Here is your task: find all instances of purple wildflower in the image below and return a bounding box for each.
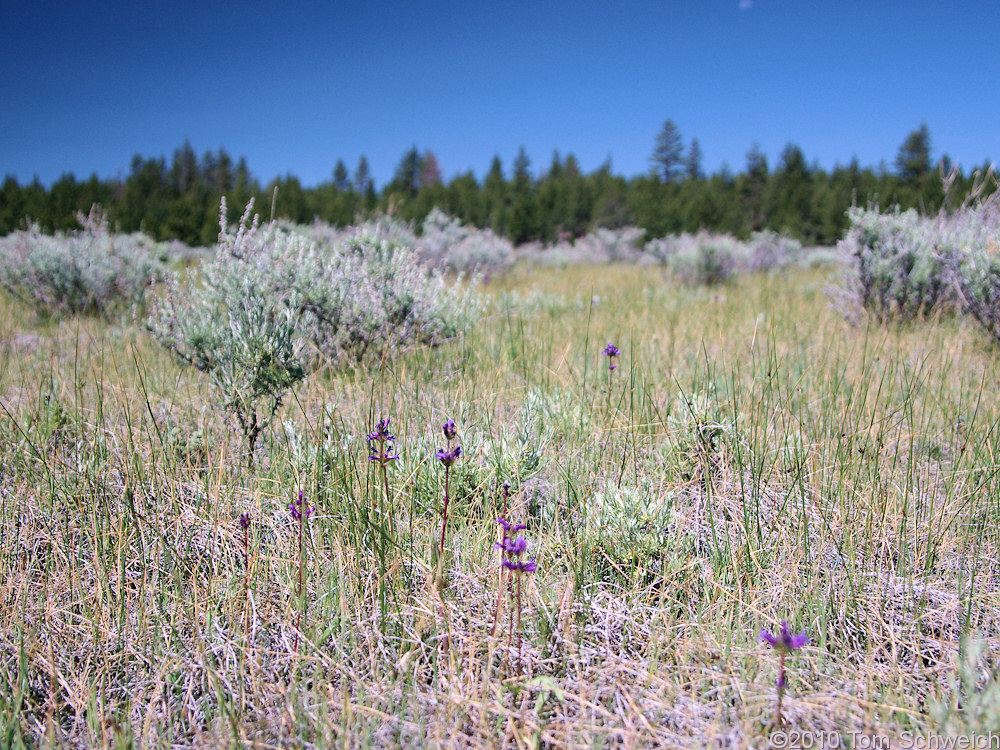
[436,420,462,559]
[289,490,313,522]
[760,621,809,653]
[496,517,527,534]
[367,418,400,466]
[367,418,394,444]
[602,343,621,370]
[494,535,528,556]
[503,558,538,573]
[760,619,808,728]
[238,512,251,530]
[436,445,462,467]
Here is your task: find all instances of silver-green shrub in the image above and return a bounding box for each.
[147,201,308,456]
[518,226,646,267]
[147,201,481,453]
[293,228,481,364]
[646,231,746,285]
[952,198,1000,343]
[0,207,164,318]
[746,230,804,272]
[837,206,959,321]
[417,208,514,274]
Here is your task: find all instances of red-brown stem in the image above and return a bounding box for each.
[294,511,305,653]
[490,486,512,638]
[243,526,251,643]
[381,464,392,519]
[516,574,524,671]
[775,651,787,728]
[439,467,450,557]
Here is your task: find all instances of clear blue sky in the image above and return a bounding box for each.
[2,1,996,189]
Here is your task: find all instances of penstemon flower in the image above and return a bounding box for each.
[436,419,461,558]
[494,516,537,673]
[367,418,400,467]
[602,343,621,370]
[288,490,313,521]
[760,620,809,728]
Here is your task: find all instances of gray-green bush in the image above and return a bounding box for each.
[0,206,165,318]
[147,200,481,454]
[836,206,958,321]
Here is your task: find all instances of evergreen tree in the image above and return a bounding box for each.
[354,155,373,195]
[686,138,704,180]
[444,170,484,225]
[895,123,932,185]
[650,119,685,182]
[332,160,350,192]
[388,146,421,198]
[419,150,442,189]
[507,146,538,243]
[483,155,507,234]
[766,143,813,239]
[741,144,769,232]
[169,140,199,194]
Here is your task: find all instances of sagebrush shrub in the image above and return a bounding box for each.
[519,226,646,267]
[147,201,308,457]
[746,230,804,272]
[147,200,481,455]
[837,206,958,321]
[951,198,1000,343]
[292,228,481,365]
[417,208,514,274]
[0,206,165,318]
[646,231,745,285]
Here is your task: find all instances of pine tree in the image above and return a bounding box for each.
[650,119,685,182]
[354,155,373,197]
[895,123,932,185]
[686,138,704,180]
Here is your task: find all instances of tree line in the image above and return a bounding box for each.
[1,123,992,247]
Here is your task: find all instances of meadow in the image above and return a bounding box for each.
[1,207,999,748]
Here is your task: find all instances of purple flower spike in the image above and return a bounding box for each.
[367,417,395,444]
[494,535,528,555]
[503,558,538,574]
[368,418,400,466]
[602,343,621,370]
[238,512,251,530]
[760,621,809,653]
[289,491,313,522]
[442,419,457,442]
[436,445,462,467]
[496,517,527,533]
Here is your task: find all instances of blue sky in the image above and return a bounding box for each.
[2,1,996,189]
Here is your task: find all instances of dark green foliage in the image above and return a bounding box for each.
[2,124,982,247]
[650,119,686,183]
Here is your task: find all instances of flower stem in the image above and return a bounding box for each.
[294,510,305,653]
[439,466,450,557]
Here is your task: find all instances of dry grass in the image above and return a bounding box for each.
[2,263,999,748]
